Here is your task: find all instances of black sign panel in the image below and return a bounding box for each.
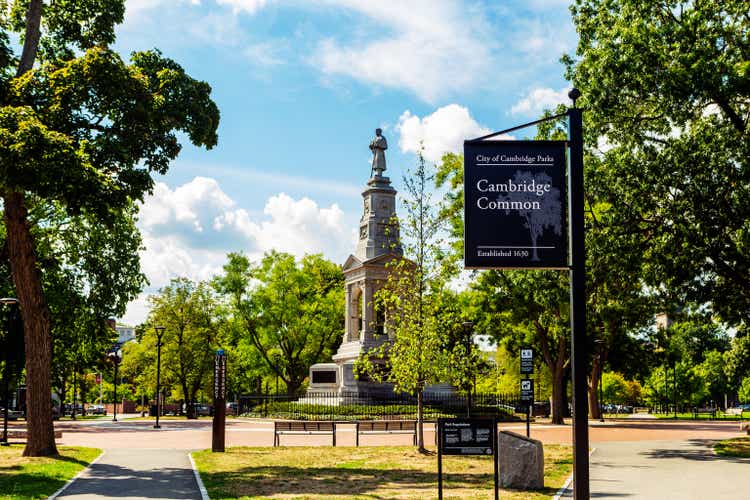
[464,140,567,269]
[520,347,534,375]
[439,418,495,455]
[214,349,226,400]
[520,379,534,404]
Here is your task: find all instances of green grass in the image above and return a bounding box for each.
[0,445,101,500]
[193,445,572,499]
[714,437,750,458]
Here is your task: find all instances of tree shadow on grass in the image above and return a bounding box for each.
[206,465,561,498]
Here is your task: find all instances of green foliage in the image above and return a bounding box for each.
[565,0,750,326]
[739,377,750,403]
[601,372,641,405]
[643,362,709,407]
[214,251,344,396]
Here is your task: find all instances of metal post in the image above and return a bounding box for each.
[1,368,9,446]
[526,404,531,438]
[599,356,604,422]
[568,90,590,499]
[437,420,443,500]
[112,357,119,422]
[493,419,499,500]
[154,326,165,429]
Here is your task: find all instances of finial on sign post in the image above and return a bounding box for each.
[568,88,581,108]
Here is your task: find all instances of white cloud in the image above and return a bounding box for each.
[511,87,571,116]
[124,177,355,325]
[311,0,494,102]
[396,104,513,163]
[215,0,272,14]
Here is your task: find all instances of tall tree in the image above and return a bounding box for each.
[146,279,221,419]
[215,252,344,396]
[0,1,219,455]
[357,152,451,451]
[564,0,750,329]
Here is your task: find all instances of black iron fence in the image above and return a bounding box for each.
[237,391,533,421]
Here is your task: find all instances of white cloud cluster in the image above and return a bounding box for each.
[312,0,494,102]
[124,177,354,324]
[511,87,571,116]
[397,104,512,163]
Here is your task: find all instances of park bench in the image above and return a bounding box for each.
[692,407,716,419]
[354,420,417,446]
[5,430,63,440]
[273,420,337,447]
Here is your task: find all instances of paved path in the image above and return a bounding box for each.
[562,439,750,499]
[55,449,202,500]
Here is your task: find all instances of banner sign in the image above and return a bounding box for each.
[463,140,567,269]
[520,347,534,375]
[439,418,495,455]
[520,379,534,404]
[214,349,226,400]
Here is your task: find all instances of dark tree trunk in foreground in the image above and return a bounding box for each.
[4,192,57,456]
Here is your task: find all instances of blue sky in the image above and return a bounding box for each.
[116,0,578,325]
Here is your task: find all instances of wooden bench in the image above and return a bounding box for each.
[273,421,337,447]
[355,420,417,446]
[692,407,716,419]
[5,430,63,440]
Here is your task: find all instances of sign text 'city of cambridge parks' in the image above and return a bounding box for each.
[464,140,567,269]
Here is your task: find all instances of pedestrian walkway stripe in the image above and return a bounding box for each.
[189,452,210,500]
[48,450,106,500]
[552,447,596,500]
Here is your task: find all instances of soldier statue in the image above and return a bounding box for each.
[369,128,387,177]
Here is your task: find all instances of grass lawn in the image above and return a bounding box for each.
[714,437,750,458]
[0,444,101,500]
[193,445,572,499]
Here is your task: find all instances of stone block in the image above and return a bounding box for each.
[497,430,544,490]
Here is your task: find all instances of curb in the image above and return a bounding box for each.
[189,452,210,500]
[48,450,106,500]
[552,447,596,500]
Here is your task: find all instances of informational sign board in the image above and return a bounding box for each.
[437,417,499,500]
[464,140,567,269]
[438,418,495,455]
[214,349,226,400]
[520,379,534,404]
[520,347,534,375]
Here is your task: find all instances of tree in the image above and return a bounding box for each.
[357,152,450,451]
[146,279,221,419]
[215,252,344,396]
[739,377,750,403]
[1,1,219,455]
[564,0,750,329]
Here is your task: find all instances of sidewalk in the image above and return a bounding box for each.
[54,449,202,500]
[562,439,750,499]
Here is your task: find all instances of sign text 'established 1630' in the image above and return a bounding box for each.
[464,140,567,269]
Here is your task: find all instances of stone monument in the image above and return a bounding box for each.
[307,130,402,396]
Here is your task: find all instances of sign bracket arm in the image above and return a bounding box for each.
[467,111,570,142]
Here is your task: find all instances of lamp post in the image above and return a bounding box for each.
[594,339,604,422]
[1,298,19,447]
[462,321,474,417]
[107,348,122,422]
[153,325,165,429]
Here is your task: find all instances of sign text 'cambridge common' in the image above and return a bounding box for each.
[464,140,567,269]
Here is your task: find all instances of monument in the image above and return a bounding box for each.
[308,129,402,396]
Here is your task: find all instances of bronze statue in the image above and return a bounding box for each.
[369,128,387,177]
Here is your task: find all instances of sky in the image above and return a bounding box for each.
[116,0,579,326]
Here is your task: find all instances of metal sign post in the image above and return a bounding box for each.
[463,89,589,499]
[212,349,227,452]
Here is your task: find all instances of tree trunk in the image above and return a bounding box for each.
[4,192,57,456]
[416,387,425,452]
[550,364,566,424]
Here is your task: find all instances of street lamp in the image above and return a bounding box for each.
[594,339,604,422]
[1,298,19,447]
[107,348,122,422]
[462,321,474,417]
[153,325,165,429]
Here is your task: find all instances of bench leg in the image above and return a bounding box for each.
[274,433,278,447]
